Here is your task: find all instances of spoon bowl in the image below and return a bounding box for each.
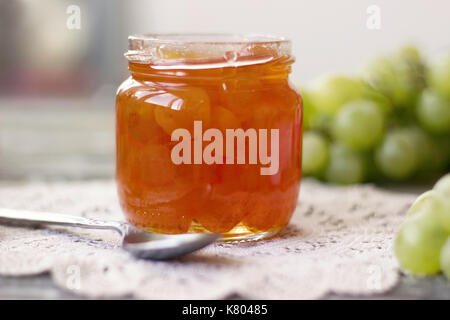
[122,225,221,259]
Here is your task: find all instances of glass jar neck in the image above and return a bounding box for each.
[128,55,294,84]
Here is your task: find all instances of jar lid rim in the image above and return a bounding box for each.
[128,33,291,45]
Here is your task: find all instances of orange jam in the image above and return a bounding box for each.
[116,34,302,240]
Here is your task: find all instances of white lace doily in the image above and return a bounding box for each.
[0,179,416,299]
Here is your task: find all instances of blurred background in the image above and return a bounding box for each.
[0,0,449,180]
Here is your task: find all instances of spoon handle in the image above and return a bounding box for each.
[0,208,125,235]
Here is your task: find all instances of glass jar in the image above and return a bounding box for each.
[116,34,302,241]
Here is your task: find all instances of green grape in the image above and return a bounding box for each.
[397,46,422,65]
[407,189,450,232]
[362,83,393,115]
[297,88,317,130]
[310,113,334,134]
[297,86,334,133]
[309,75,364,115]
[302,131,329,176]
[406,126,448,173]
[333,100,385,151]
[394,210,449,275]
[363,57,405,107]
[363,46,426,108]
[417,89,450,134]
[434,173,450,202]
[440,238,450,280]
[407,191,434,217]
[324,143,365,184]
[375,128,420,180]
[394,46,426,93]
[427,53,450,99]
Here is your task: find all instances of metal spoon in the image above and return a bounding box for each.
[0,208,220,260]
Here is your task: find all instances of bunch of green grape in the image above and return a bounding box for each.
[395,174,450,277]
[299,46,450,185]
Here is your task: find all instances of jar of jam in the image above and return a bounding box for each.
[116,34,302,241]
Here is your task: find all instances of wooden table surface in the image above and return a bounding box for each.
[1,273,449,299]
